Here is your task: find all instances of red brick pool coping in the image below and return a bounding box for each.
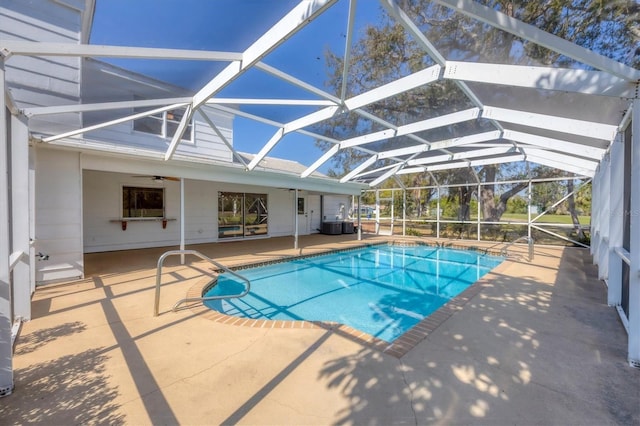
[186,242,513,359]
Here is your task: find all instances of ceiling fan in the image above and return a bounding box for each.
[132,175,181,182]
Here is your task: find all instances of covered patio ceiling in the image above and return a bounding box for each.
[2,0,638,186]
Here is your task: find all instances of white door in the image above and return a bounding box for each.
[308,195,321,233]
[297,196,309,235]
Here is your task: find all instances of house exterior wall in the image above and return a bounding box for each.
[0,0,83,134]
[81,60,234,163]
[323,195,352,222]
[82,170,297,253]
[35,148,84,283]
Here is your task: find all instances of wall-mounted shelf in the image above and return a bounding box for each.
[110,218,176,231]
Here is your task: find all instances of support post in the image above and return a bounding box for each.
[628,99,640,366]
[375,189,380,235]
[608,132,624,305]
[180,178,185,265]
[402,188,406,237]
[477,183,481,241]
[294,189,299,250]
[0,59,14,397]
[436,186,441,238]
[29,146,35,294]
[528,179,532,240]
[11,114,30,320]
[357,194,362,241]
[390,189,394,236]
[597,159,611,278]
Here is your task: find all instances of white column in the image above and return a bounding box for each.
[527,179,532,240]
[477,183,481,241]
[29,146,36,294]
[0,60,14,397]
[375,189,380,235]
[390,190,394,235]
[597,155,611,279]
[608,137,624,306]
[628,99,640,366]
[180,178,185,265]
[436,186,441,238]
[590,164,600,257]
[10,115,30,320]
[294,189,298,249]
[402,189,406,236]
[357,194,362,241]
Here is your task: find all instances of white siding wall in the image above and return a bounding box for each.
[82,172,296,253]
[323,195,351,222]
[81,60,234,163]
[266,189,294,237]
[35,148,83,283]
[82,110,233,163]
[183,179,218,244]
[83,170,181,252]
[0,0,83,134]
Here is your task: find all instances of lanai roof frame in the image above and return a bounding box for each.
[1,0,635,188]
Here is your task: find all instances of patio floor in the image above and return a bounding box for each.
[1,234,638,425]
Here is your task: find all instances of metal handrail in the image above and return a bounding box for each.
[500,236,535,262]
[153,249,250,316]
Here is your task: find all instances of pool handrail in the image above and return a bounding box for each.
[500,236,534,262]
[153,249,250,316]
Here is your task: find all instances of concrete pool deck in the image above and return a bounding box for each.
[1,234,639,425]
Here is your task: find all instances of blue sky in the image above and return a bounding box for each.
[90,0,386,173]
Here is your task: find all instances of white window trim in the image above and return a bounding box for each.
[133,109,195,145]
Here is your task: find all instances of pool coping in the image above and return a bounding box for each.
[186,240,511,359]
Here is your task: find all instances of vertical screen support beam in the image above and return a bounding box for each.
[357,194,362,241]
[375,189,380,235]
[527,162,532,241]
[628,99,640,367]
[402,188,406,237]
[608,136,624,306]
[0,59,14,397]
[436,186,441,239]
[180,178,185,265]
[294,189,299,250]
[596,157,611,279]
[477,183,481,241]
[29,146,36,294]
[10,114,30,320]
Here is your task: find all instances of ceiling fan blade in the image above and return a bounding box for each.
[130,175,180,181]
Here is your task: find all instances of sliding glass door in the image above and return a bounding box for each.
[218,192,268,239]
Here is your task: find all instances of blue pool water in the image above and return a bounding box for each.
[203,244,503,342]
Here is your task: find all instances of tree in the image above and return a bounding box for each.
[314,0,638,221]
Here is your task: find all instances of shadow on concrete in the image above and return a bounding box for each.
[220,330,334,425]
[5,346,124,424]
[93,276,180,425]
[314,248,640,425]
[15,321,86,355]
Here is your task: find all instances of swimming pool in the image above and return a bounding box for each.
[203,244,503,343]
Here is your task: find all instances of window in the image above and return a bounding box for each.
[218,192,268,238]
[133,106,194,142]
[297,197,305,214]
[122,186,164,218]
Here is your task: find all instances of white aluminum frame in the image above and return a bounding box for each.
[1,0,639,382]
